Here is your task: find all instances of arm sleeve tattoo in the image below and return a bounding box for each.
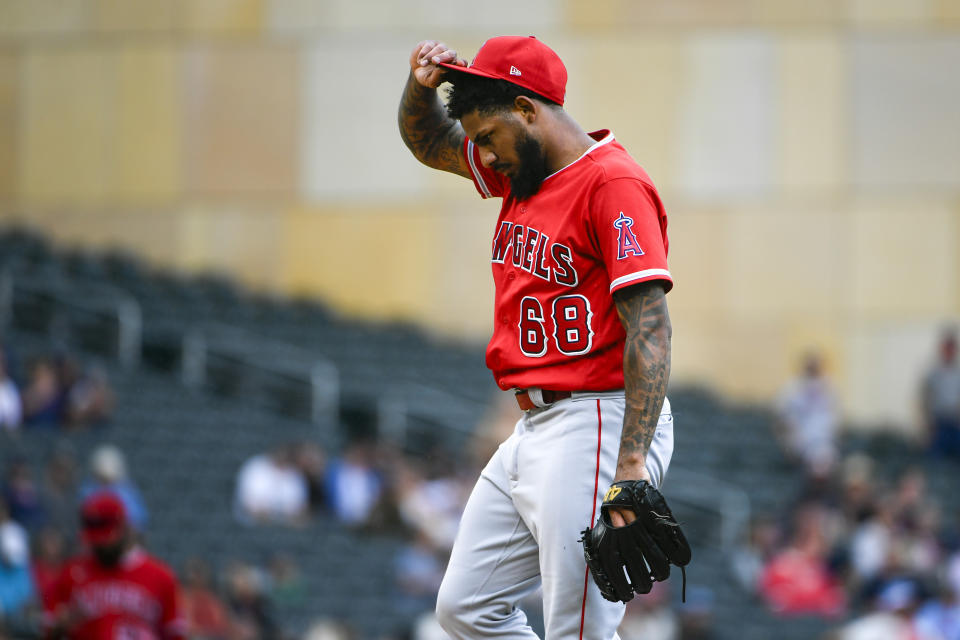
[397,73,471,179]
[613,281,672,471]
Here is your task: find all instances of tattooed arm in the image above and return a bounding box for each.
[608,280,672,526]
[398,40,472,178]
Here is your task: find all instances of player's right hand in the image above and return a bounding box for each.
[409,40,467,89]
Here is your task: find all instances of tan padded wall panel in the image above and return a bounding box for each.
[847,0,933,27]
[0,0,91,38]
[20,48,112,207]
[177,0,264,33]
[0,54,18,203]
[92,0,176,32]
[851,37,960,190]
[113,45,181,204]
[183,45,299,195]
[776,35,845,194]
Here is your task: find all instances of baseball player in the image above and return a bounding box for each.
[44,492,186,640]
[398,36,688,639]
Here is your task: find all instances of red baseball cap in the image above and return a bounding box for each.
[440,36,567,106]
[81,492,127,545]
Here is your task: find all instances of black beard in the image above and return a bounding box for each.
[508,132,549,201]
[93,543,125,567]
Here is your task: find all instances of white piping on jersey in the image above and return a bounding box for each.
[609,268,672,292]
[543,131,616,182]
[467,140,492,198]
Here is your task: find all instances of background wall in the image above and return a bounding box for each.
[1,0,958,429]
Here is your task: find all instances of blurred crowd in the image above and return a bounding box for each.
[3,325,959,639]
[0,344,114,433]
[232,430,484,638]
[0,441,149,636]
[726,328,960,640]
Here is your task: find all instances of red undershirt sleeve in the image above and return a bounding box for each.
[463,138,508,199]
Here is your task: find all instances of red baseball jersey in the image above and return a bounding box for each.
[46,548,186,640]
[465,130,671,391]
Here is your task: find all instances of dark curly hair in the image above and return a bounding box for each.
[444,71,560,120]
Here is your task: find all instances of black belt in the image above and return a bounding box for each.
[515,389,572,411]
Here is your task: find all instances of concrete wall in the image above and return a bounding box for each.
[2,0,958,429]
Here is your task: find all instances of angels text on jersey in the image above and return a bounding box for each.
[492,221,579,287]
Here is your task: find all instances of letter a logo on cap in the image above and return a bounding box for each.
[509,65,522,76]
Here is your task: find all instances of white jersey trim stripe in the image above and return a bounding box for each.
[609,268,672,292]
[467,140,492,198]
[544,132,616,182]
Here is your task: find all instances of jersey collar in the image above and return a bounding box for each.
[121,546,147,569]
[543,130,614,182]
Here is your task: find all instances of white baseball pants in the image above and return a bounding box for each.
[436,392,675,640]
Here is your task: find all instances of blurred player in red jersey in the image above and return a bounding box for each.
[44,492,185,640]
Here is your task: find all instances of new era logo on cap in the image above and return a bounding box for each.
[509,66,522,76]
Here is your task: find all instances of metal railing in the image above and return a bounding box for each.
[664,466,751,551]
[376,382,487,449]
[180,323,340,425]
[1,271,340,426]
[1,270,142,369]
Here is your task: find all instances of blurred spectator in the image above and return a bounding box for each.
[837,578,926,640]
[234,445,309,526]
[394,531,445,617]
[949,549,960,600]
[775,351,840,477]
[30,528,66,612]
[79,444,149,533]
[294,441,327,513]
[848,501,894,587]
[44,492,185,639]
[618,582,679,640]
[21,357,65,427]
[0,351,21,433]
[266,553,306,610]
[0,498,35,628]
[730,515,779,595]
[303,618,356,640]
[2,458,44,530]
[922,327,960,458]
[325,439,383,527]
[181,557,231,640]
[408,611,450,640]
[677,585,717,640]
[847,470,944,603]
[896,507,942,579]
[393,458,468,552]
[468,393,522,473]
[759,504,846,617]
[224,561,277,640]
[63,362,114,428]
[914,582,960,640]
[837,453,877,528]
[892,468,927,531]
[41,447,78,533]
